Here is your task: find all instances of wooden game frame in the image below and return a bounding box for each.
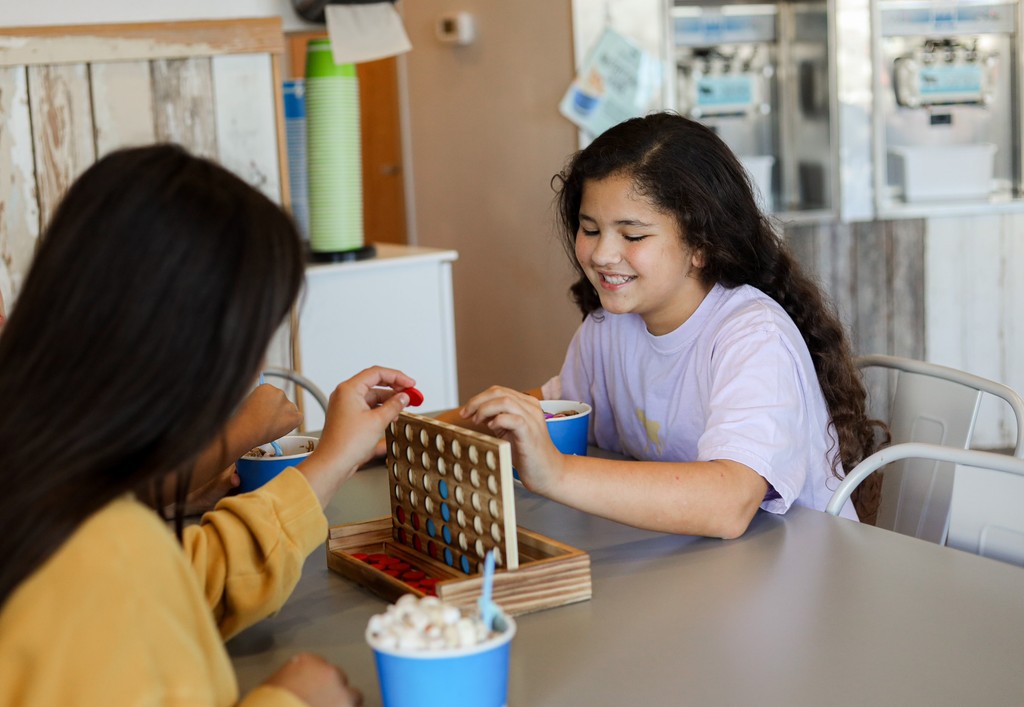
[327,413,592,616]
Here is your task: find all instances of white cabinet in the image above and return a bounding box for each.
[294,244,459,430]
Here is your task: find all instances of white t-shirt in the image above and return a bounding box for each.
[557,283,858,520]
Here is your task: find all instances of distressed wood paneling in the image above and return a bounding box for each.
[0,18,284,67]
[926,214,1023,448]
[785,217,928,427]
[151,57,217,158]
[852,220,891,358]
[211,53,281,203]
[0,65,40,307]
[0,18,288,322]
[89,60,155,156]
[828,222,856,334]
[26,63,96,229]
[888,218,925,361]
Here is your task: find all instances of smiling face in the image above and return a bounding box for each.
[574,173,711,335]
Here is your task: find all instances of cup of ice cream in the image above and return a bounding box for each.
[541,400,591,457]
[366,594,516,707]
[235,435,317,492]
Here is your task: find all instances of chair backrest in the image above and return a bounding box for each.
[827,443,1024,567]
[856,355,1024,544]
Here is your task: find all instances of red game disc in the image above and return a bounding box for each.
[402,387,424,407]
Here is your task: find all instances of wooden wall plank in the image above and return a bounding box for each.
[1001,214,1024,444]
[0,65,40,306]
[0,18,284,67]
[828,222,857,334]
[27,63,96,230]
[924,217,966,366]
[888,218,925,361]
[925,214,1016,448]
[151,57,217,159]
[89,60,156,157]
[211,53,281,203]
[852,221,891,357]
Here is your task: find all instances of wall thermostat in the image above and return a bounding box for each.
[436,12,475,46]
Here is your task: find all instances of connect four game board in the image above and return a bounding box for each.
[326,412,591,617]
[385,412,518,574]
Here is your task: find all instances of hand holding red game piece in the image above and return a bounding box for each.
[402,387,424,407]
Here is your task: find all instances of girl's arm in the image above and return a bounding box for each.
[539,455,767,539]
[460,386,768,539]
[179,384,303,514]
[184,367,416,638]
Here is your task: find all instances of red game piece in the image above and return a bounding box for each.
[366,553,389,565]
[402,569,426,581]
[351,553,369,562]
[402,387,424,407]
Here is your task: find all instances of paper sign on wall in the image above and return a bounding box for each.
[559,28,661,137]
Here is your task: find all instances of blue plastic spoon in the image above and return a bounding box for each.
[478,550,498,630]
[258,373,284,457]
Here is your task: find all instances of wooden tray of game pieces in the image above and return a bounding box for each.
[326,412,592,616]
[327,519,592,616]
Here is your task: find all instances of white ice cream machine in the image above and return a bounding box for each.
[871,0,1021,216]
[668,0,1024,221]
[670,1,834,219]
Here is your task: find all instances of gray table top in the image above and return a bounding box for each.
[228,464,1024,706]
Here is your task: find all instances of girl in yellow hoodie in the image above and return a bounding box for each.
[0,144,417,706]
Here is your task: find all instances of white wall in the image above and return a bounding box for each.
[401,1,581,398]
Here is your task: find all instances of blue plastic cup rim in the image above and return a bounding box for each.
[366,613,516,659]
[540,400,592,423]
[240,435,318,461]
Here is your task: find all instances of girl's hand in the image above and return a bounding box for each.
[234,383,304,449]
[262,652,362,707]
[180,465,239,516]
[460,386,564,495]
[298,366,416,507]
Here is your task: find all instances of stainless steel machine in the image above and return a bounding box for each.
[666,0,1024,222]
[669,0,834,219]
[871,0,1021,216]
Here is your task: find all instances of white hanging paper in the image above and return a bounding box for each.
[325,3,413,64]
[559,27,662,137]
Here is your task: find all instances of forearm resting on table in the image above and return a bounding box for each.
[547,455,768,539]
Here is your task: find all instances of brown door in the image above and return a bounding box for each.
[287,31,407,245]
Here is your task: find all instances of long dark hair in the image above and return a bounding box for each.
[554,112,886,476]
[0,144,304,606]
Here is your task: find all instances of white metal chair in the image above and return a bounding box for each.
[853,355,1024,544]
[827,443,1024,566]
[261,367,329,435]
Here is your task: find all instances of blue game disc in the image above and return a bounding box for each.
[441,503,450,522]
[444,547,454,566]
[426,518,436,537]
[438,479,449,499]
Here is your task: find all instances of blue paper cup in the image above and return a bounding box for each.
[541,400,591,457]
[235,435,317,493]
[367,613,516,707]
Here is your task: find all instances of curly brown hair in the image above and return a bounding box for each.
[554,112,887,476]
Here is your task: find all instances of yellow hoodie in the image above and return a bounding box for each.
[0,467,327,706]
